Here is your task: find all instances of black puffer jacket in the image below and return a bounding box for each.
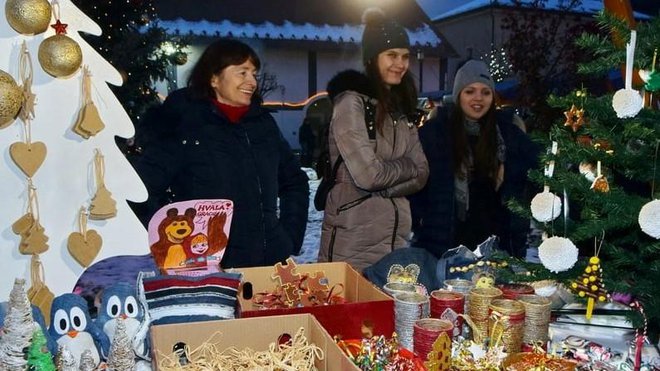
[409,107,539,259]
[133,88,309,268]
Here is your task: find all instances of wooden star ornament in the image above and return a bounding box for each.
[564,104,585,132]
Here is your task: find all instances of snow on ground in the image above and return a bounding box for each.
[293,168,322,264]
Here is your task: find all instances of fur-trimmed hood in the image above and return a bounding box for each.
[326,70,376,102]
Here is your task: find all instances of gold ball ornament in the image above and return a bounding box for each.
[0,69,23,129]
[5,0,52,35]
[38,34,82,78]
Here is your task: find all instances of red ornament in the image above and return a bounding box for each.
[576,135,593,146]
[50,19,68,35]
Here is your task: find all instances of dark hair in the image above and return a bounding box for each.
[364,55,417,132]
[450,94,499,183]
[187,39,261,100]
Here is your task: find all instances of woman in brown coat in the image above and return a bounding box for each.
[317,10,429,272]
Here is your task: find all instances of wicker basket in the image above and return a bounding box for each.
[488,299,525,353]
[467,287,502,341]
[517,294,551,344]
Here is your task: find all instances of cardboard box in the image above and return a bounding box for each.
[236,262,394,340]
[150,313,359,370]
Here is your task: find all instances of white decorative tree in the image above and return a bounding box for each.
[106,318,135,371]
[0,0,149,299]
[78,349,96,371]
[0,279,34,370]
[56,345,78,371]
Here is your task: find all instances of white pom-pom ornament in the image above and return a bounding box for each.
[612,89,643,118]
[639,199,660,239]
[531,187,562,222]
[612,30,643,119]
[538,236,579,273]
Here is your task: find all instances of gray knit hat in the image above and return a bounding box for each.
[361,9,410,65]
[452,60,495,103]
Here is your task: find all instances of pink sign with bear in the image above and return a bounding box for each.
[147,199,233,276]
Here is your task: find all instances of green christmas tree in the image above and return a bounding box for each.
[505,11,660,338]
[71,0,189,158]
[72,0,188,123]
[27,328,55,371]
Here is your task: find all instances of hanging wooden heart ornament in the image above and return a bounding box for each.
[9,141,47,177]
[67,231,102,267]
[67,207,102,267]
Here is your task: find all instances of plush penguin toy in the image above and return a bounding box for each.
[97,282,150,360]
[48,293,110,367]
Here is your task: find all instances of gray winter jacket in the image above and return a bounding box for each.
[318,88,429,272]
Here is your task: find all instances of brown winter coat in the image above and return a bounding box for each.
[318,90,429,272]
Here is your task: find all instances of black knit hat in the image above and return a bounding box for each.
[361,8,410,65]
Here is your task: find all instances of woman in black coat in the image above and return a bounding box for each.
[409,60,539,259]
[133,39,309,268]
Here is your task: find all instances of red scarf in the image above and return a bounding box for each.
[211,99,250,123]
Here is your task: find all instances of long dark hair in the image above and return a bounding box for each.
[187,39,261,100]
[450,96,499,182]
[364,56,417,132]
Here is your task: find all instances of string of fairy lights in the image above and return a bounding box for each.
[482,46,512,83]
[73,0,188,124]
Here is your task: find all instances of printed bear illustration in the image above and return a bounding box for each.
[150,207,196,270]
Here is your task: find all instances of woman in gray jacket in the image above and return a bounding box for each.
[317,10,429,272]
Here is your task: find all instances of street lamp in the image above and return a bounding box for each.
[416,49,424,93]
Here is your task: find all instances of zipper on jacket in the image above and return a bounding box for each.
[391,114,397,157]
[388,114,400,251]
[389,198,399,251]
[242,128,268,255]
[337,194,371,213]
[328,227,337,262]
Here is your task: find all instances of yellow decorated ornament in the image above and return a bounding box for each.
[570,254,608,319]
[5,0,52,35]
[0,69,23,129]
[474,272,495,289]
[38,20,82,78]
